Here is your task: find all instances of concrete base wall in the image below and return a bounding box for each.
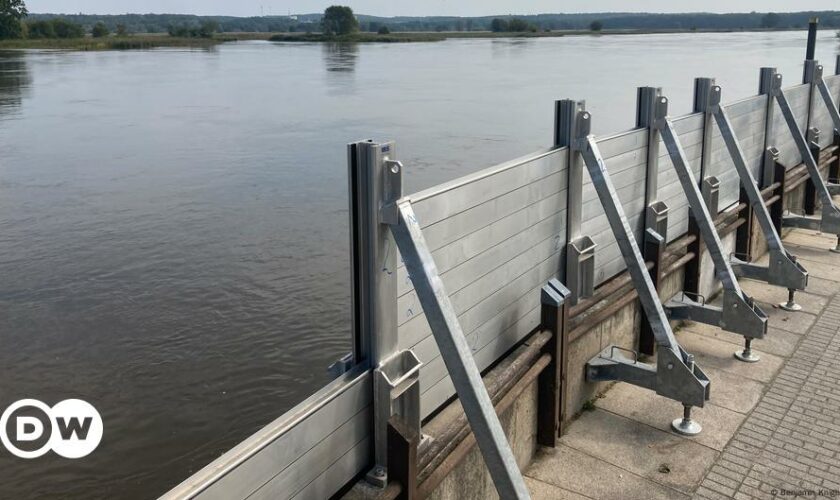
[427,382,538,500]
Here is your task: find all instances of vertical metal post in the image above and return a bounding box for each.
[805,17,818,63]
[683,78,715,296]
[537,279,571,446]
[735,183,754,260]
[805,134,821,215]
[348,140,402,486]
[833,59,840,184]
[759,67,779,188]
[770,151,786,235]
[637,86,667,356]
[803,59,820,140]
[557,100,595,304]
[387,417,418,500]
[832,131,840,185]
[695,78,717,191]
[347,141,399,367]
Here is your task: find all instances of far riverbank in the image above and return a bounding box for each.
[0,26,824,51]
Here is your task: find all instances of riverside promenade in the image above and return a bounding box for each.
[524,227,840,500]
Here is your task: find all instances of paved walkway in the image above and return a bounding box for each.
[524,228,840,500]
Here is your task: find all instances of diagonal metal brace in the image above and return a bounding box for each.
[771,69,840,236]
[388,200,531,500]
[705,84,808,292]
[573,108,709,412]
[654,94,768,340]
[814,67,840,198]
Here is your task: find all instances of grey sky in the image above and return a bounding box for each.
[24,1,840,18]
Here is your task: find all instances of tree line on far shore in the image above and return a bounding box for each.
[2,0,840,41]
[0,0,221,40]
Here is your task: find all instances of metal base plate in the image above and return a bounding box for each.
[830,247,840,254]
[671,417,702,436]
[779,301,802,312]
[734,350,760,363]
[365,467,387,488]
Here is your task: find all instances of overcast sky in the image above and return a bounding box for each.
[24,1,840,17]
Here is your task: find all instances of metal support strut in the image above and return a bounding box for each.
[572,103,710,434]
[771,67,840,251]
[654,94,769,359]
[810,63,840,253]
[382,168,530,497]
[705,84,809,314]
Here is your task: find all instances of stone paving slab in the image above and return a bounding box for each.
[686,322,802,358]
[553,409,718,494]
[526,444,689,500]
[739,280,829,316]
[524,477,589,500]
[595,382,745,451]
[676,330,784,384]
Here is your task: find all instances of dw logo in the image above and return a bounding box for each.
[0,399,103,459]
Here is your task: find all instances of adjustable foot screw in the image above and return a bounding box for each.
[671,405,702,436]
[831,235,840,254]
[734,338,760,363]
[779,288,802,312]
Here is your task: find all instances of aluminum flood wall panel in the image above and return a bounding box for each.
[706,94,768,211]
[398,147,569,418]
[812,74,840,147]
[160,367,372,500]
[581,128,648,287]
[655,113,705,242]
[772,83,811,167]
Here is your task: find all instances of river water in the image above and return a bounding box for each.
[0,31,837,499]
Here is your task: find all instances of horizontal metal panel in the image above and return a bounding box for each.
[653,117,704,243]
[161,367,372,500]
[400,235,563,354]
[595,128,647,159]
[409,147,566,226]
[420,303,541,418]
[725,94,767,119]
[416,169,567,255]
[288,437,371,500]
[705,99,767,210]
[396,212,565,328]
[250,409,370,499]
[415,250,561,415]
[396,189,568,297]
[771,84,811,168]
[811,75,840,148]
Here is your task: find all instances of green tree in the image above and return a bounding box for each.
[377,25,390,35]
[508,18,533,32]
[91,21,109,38]
[25,19,54,38]
[115,23,127,36]
[490,18,508,32]
[321,6,358,36]
[51,18,84,38]
[590,20,604,32]
[197,19,218,37]
[0,0,27,40]
[761,12,780,29]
